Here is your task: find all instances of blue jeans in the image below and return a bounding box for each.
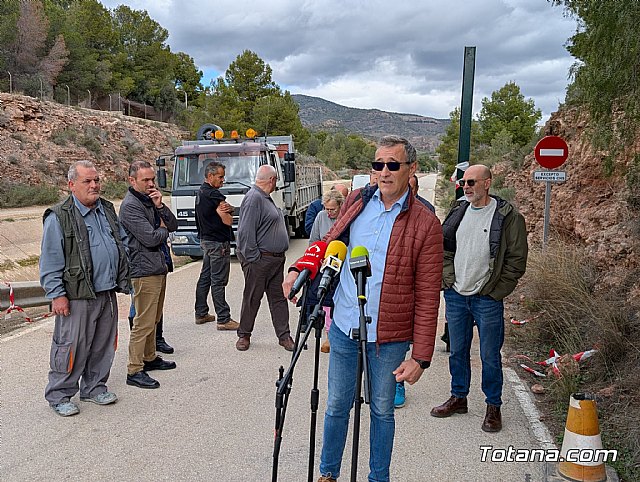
[194,240,231,323]
[444,289,505,406]
[319,325,409,482]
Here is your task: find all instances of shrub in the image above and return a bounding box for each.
[101,180,129,200]
[510,239,640,480]
[51,127,78,146]
[0,181,61,208]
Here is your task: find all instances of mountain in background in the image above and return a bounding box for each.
[292,94,449,152]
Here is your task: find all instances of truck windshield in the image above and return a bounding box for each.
[174,152,265,188]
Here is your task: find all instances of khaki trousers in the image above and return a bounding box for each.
[128,275,166,375]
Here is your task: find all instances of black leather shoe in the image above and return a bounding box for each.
[144,356,176,371]
[156,338,174,354]
[126,371,160,389]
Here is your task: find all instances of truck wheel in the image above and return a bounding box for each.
[293,222,308,239]
[196,123,222,140]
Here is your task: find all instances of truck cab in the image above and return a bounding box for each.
[157,126,321,257]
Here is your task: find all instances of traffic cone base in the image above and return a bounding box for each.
[557,394,607,482]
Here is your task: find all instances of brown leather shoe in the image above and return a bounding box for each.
[317,476,337,482]
[279,336,295,352]
[216,319,239,331]
[481,404,502,432]
[195,313,216,325]
[430,396,468,418]
[320,338,330,353]
[236,336,250,351]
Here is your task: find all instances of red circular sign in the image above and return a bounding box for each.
[534,136,569,169]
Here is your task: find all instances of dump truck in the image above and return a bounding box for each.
[156,124,323,257]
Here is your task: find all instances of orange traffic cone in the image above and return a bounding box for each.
[557,393,607,482]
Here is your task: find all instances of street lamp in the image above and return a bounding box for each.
[7,71,11,94]
[64,84,70,106]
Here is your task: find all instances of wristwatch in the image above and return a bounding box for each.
[413,359,430,369]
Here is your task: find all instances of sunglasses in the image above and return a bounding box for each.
[371,161,411,172]
[458,178,487,187]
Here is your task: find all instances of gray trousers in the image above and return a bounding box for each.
[45,290,118,405]
[237,253,290,340]
[194,240,231,322]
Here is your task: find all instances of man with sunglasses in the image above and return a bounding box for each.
[431,164,528,433]
[283,136,443,482]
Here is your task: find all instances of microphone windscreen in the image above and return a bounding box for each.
[351,246,369,259]
[308,240,328,259]
[325,240,348,262]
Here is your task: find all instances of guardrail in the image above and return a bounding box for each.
[0,281,49,311]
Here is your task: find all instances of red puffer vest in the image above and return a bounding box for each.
[324,185,443,362]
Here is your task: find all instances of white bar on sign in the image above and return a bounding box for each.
[540,148,565,157]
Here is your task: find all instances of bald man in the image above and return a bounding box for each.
[235,165,294,352]
[431,164,528,432]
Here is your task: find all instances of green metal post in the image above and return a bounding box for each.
[455,46,476,199]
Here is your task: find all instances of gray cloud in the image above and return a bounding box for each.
[99,0,577,120]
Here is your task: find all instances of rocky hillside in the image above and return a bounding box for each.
[497,106,640,297]
[293,94,449,152]
[0,92,189,189]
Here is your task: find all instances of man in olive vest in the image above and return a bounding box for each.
[40,160,130,417]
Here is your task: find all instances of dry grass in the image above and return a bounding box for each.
[507,240,640,481]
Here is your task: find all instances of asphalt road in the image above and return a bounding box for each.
[0,175,554,481]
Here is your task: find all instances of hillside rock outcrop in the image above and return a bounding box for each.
[500,107,640,290]
[0,93,189,188]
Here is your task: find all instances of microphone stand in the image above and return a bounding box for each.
[272,280,331,482]
[350,271,371,482]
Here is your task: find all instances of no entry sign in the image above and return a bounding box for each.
[534,136,568,169]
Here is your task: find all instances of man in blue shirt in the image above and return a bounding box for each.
[40,161,130,416]
[284,137,443,482]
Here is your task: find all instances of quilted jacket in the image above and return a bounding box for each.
[323,185,443,362]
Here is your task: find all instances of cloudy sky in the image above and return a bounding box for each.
[99,0,578,122]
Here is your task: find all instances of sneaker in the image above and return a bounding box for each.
[216,319,240,331]
[80,391,118,405]
[394,382,406,409]
[51,401,80,417]
[195,313,216,325]
[144,356,177,371]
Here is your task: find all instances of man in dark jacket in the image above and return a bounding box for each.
[119,161,178,389]
[194,161,238,329]
[284,136,443,482]
[430,164,528,432]
[40,161,130,416]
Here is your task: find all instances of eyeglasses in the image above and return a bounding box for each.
[371,161,411,172]
[458,178,487,187]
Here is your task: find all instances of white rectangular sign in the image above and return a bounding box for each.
[533,170,566,182]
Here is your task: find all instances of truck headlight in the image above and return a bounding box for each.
[171,235,189,244]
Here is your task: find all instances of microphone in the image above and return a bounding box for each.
[288,241,327,300]
[316,240,348,299]
[349,246,371,301]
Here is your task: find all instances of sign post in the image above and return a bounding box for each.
[534,136,569,247]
